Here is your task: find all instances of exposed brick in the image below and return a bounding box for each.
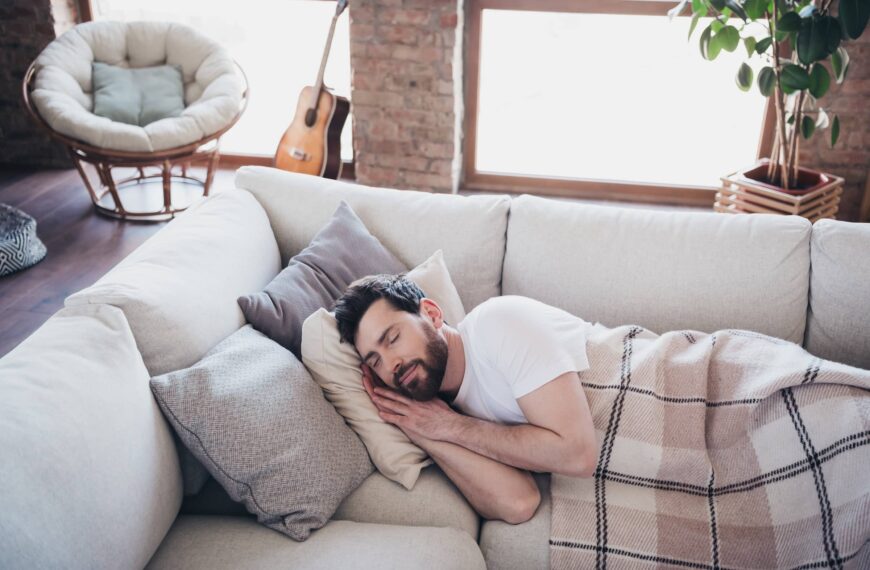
[380,9,431,27]
[440,13,458,29]
[0,0,77,168]
[350,0,459,191]
[391,45,442,63]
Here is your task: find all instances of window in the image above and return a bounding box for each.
[88,0,353,162]
[465,0,775,205]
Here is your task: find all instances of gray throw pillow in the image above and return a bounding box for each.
[238,201,407,357]
[149,325,373,541]
[92,62,185,126]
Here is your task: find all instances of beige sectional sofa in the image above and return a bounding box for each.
[1,166,868,569]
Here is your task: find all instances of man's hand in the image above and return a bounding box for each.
[360,363,457,441]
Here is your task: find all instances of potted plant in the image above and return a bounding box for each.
[671,0,868,218]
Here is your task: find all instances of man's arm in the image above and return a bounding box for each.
[361,368,540,524]
[373,372,598,477]
[408,431,541,525]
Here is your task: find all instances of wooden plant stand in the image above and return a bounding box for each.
[715,165,844,223]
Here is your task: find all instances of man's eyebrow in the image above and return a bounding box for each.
[363,325,395,364]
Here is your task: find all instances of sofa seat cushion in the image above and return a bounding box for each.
[145,515,485,570]
[65,189,281,376]
[180,465,480,539]
[333,465,480,539]
[805,219,870,369]
[234,166,510,311]
[503,195,812,342]
[479,473,551,570]
[0,304,182,570]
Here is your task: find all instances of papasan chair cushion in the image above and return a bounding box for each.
[29,20,245,153]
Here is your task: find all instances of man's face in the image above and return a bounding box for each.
[355,298,448,401]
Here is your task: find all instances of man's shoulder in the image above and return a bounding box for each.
[470,295,543,318]
[463,295,553,337]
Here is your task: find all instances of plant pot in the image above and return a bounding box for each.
[715,159,844,222]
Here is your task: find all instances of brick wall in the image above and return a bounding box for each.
[797,4,870,222]
[348,0,462,193]
[0,0,78,168]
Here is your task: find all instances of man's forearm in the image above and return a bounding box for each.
[412,434,540,524]
[444,414,593,476]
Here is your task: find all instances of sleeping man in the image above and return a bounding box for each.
[333,274,598,524]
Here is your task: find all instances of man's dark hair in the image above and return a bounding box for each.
[333,274,425,345]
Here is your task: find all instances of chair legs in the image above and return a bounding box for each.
[66,143,221,222]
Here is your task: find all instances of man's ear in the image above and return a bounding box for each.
[419,298,444,328]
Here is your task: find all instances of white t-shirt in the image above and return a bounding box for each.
[451,295,592,425]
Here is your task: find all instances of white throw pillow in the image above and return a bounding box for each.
[301,250,466,490]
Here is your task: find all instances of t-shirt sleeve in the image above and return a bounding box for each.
[477,298,588,399]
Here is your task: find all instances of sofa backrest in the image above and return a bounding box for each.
[805,219,870,369]
[65,189,281,376]
[502,194,812,343]
[0,304,182,569]
[234,167,510,312]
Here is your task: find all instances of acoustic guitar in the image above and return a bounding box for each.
[275,0,350,179]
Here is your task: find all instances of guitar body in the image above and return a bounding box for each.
[274,86,350,179]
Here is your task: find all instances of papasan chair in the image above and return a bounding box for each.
[23,20,248,221]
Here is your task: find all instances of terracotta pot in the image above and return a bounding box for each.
[735,159,830,195]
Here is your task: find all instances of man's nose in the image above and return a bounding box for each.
[390,357,403,380]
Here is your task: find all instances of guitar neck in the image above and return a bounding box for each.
[310,13,340,107]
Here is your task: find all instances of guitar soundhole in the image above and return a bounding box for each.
[305,108,317,127]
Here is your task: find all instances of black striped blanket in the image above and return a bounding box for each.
[550,324,870,569]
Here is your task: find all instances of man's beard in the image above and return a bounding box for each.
[393,323,448,401]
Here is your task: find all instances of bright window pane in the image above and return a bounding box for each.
[92,0,353,160]
[476,10,768,187]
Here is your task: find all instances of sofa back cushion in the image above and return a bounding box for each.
[0,304,182,569]
[503,195,812,342]
[65,189,281,376]
[805,219,870,369]
[234,166,510,311]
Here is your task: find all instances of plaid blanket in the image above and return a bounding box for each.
[550,324,870,570]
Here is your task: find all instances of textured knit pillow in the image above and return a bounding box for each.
[92,62,185,126]
[149,325,373,541]
[301,250,466,490]
[239,201,407,358]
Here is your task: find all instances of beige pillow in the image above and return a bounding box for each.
[301,250,466,489]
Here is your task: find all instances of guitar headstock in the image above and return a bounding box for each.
[336,0,348,16]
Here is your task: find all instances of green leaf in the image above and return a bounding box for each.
[745,0,767,20]
[725,0,749,22]
[778,12,802,32]
[839,0,870,39]
[700,24,714,59]
[692,0,704,12]
[744,36,757,56]
[736,62,754,91]
[755,36,773,54]
[716,25,741,52]
[830,114,840,147]
[781,63,811,94]
[808,64,831,98]
[689,11,705,39]
[826,16,842,52]
[815,107,830,129]
[831,46,850,83]
[758,66,776,96]
[710,0,727,11]
[801,115,815,139]
[712,19,725,33]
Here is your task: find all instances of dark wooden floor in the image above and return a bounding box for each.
[0,167,235,357]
